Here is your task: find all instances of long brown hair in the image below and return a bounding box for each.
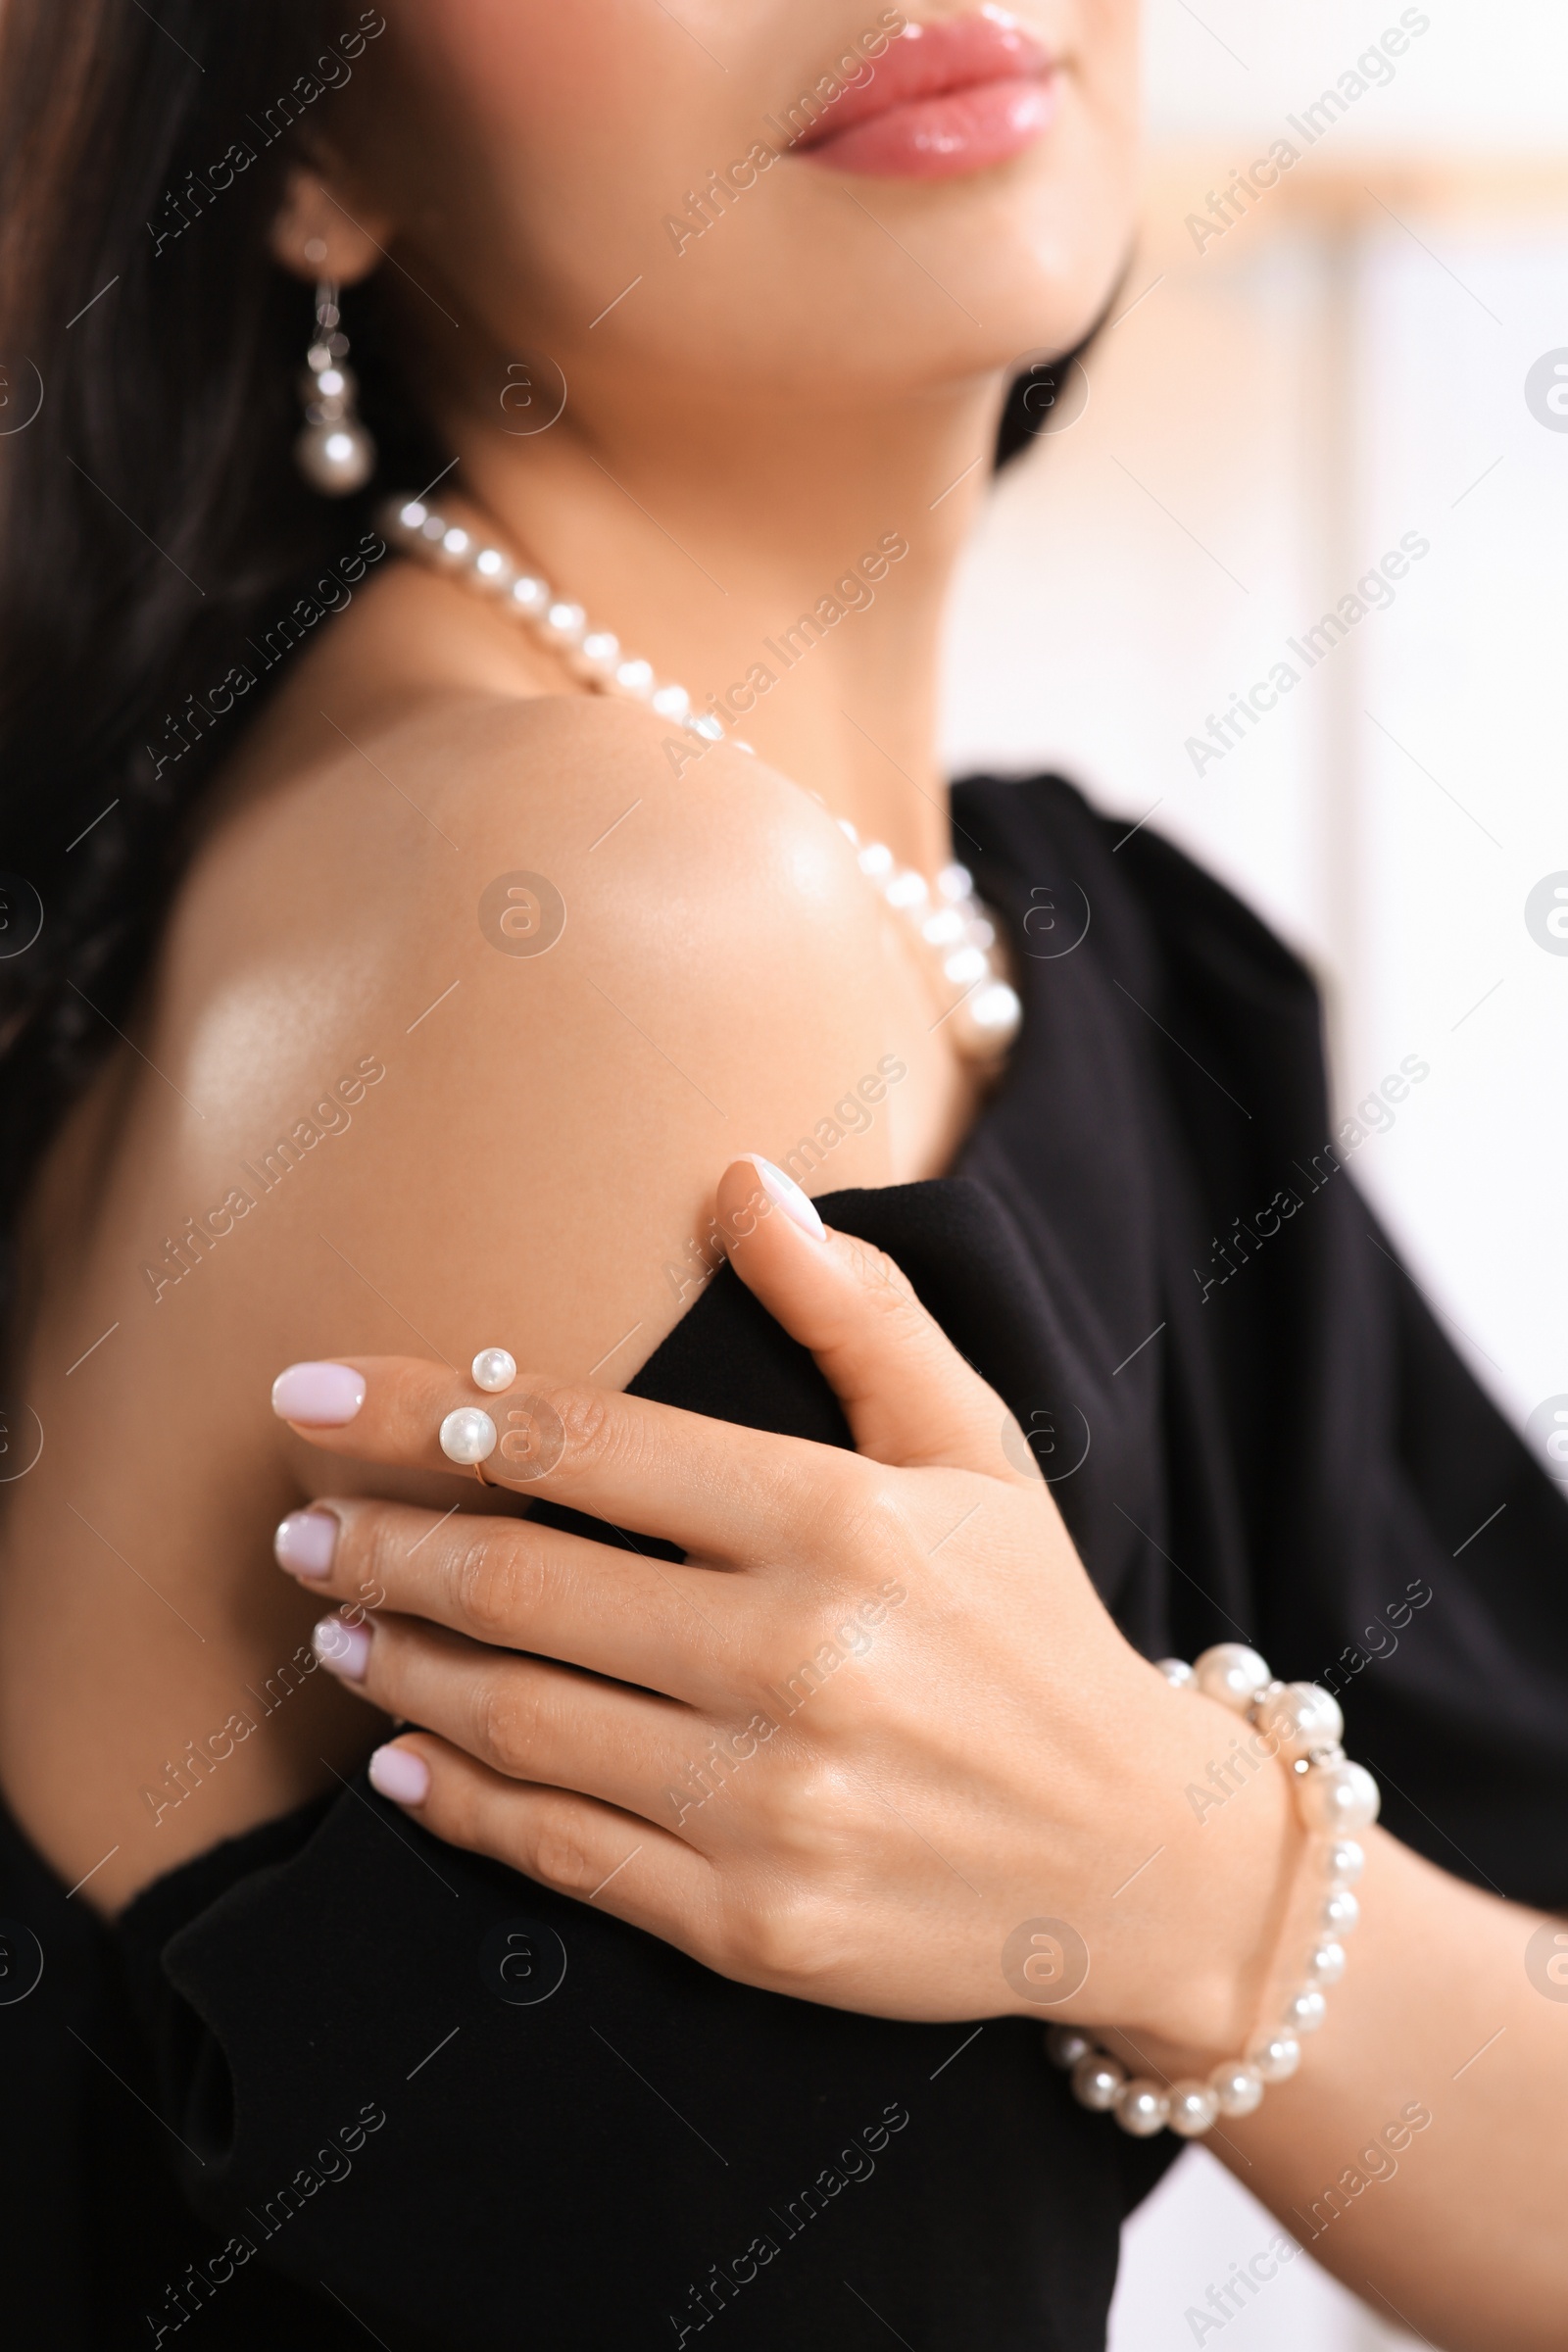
[0,1,441,1296]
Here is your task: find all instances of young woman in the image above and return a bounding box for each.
[0,5,1563,2346]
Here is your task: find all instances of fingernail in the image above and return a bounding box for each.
[271,1362,367,1426]
[313,1615,370,1681]
[274,1509,339,1577]
[369,1743,430,1805]
[752,1156,826,1241]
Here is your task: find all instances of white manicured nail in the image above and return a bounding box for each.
[752,1156,826,1242]
[314,1616,370,1681]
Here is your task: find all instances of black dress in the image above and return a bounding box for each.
[5,776,1565,2351]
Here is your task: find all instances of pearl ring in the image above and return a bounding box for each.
[438,1348,517,1485]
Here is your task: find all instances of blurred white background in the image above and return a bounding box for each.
[942,1,1568,2343]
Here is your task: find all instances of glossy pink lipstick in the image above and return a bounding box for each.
[795,8,1055,181]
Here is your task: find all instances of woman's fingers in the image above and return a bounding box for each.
[316,1607,705,1831]
[276,1496,743,1703]
[272,1355,858,1561]
[369,1733,718,1946]
[716,1155,1032,1479]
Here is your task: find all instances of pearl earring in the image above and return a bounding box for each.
[294,279,375,496]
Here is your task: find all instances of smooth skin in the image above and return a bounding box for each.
[0,4,1561,2348]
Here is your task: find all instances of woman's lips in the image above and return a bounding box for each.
[794,10,1057,181]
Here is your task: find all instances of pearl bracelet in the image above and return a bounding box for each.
[1044,1642,1380,2139]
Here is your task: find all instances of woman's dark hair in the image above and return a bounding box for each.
[0,0,1075,1304]
[995,345,1096,468]
[0,0,441,1302]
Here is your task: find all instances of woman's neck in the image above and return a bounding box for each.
[446,371,1008,875]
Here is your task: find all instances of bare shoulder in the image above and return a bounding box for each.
[177,685,872,1029]
[115,689,941,1399]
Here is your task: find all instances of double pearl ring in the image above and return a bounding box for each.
[439,1348,517,1485]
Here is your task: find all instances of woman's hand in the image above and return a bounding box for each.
[271,1156,1295,2046]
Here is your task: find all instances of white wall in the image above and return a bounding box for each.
[1144,0,1568,151]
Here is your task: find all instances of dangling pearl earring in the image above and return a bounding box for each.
[294,279,375,496]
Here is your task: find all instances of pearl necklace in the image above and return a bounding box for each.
[380,494,1022,1065]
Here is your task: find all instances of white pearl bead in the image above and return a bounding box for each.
[439,1406,497,1466]
[937,861,973,902]
[1070,2053,1124,2111]
[440,526,471,560]
[294,417,375,496]
[1166,2081,1220,2137]
[1249,2033,1300,2082]
[858,842,895,882]
[966,982,1023,1043]
[1194,1643,1273,1711]
[473,548,514,591]
[1114,2080,1171,2136]
[943,945,989,988]
[885,868,929,911]
[1324,1838,1365,1886]
[1306,1939,1347,1985]
[1252,1680,1345,1760]
[543,601,586,646]
[397,500,428,529]
[1297,1758,1380,1835]
[1156,1658,1197,1688]
[921,906,966,948]
[511,575,551,616]
[1208,2061,1265,2117]
[575,628,619,677]
[1321,1887,1360,1937]
[1044,2026,1093,2071]
[614,656,655,697]
[470,1348,516,1395]
[1282,1986,1327,2034]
